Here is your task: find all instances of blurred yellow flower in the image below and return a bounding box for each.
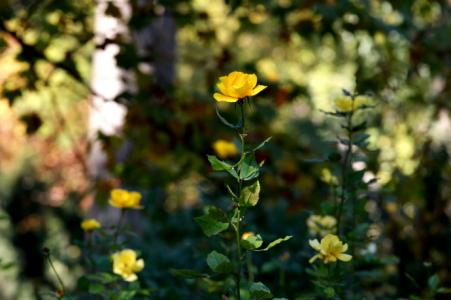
[334,95,372,113]
[307,214,337,236]
[213,71,267,102]
[109,189,143,209]
[309,234,352,264]
[241,232,255,240]
[81,219,101,231]
[112,249,145,282]
[213,139,238,159]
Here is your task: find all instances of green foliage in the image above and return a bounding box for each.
[240,180,260,207]
[1,0,451,299]
[254,236,293,252]
[241,234,263,250]
[249,282,273,299]
[206,251,233,274]
[194,206,229,237]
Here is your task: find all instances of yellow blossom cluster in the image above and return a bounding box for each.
[307,214,337,236]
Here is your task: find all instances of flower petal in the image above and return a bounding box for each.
[309,254,320,264]
[217,83,227,94]
[250,85,267,96]
[337,253,352,262]
[213,93,239,102]
[247,74,257,89]
[309,239,321,251]
[134,259,145,272]
[342,243,348,252]
[124,273,138,282]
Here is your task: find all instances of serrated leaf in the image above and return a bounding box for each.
[249,282,273,299]
[241,234,263,250]
[170,268,209,279]
[255,236,292,252]
[206,251,233,274]
[207,155,239,178]
[194,207,229,237]
[239,153,259,181]
[253,137,272,152]
[240,180,260,207]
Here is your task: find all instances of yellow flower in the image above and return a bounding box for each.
[241,232,255,240]
[334,95,372,113]
[81,218,101,231]
[307,215,337,236]
[213,71,267,102]
[213,139,239,159]
[309,234,352,264]
[109,189,143,209]
[112,249,145,282]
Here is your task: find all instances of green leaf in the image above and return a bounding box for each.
[0,212,8,221]
[351,121,367,132]
[249,282,273,299]
[241,234,263,250]
[206,251,233,274]
[240,180,260,207]
[170,268,209,279]
[324,287,336,298]
[239,153,259,181]
[428,274,440,291]
[117,290,137,300]
[353,133,370,146]
[194,206,229,237]
[253,137,272,152]
[86,272,118,284]
[207,155,239,178]
[255,236,292,252]
[89,283,104,294]
[437,287,451,294]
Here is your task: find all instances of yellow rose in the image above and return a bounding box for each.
[213,139,239,159]
[81,218,101,231]
[213,71,267,102]
[109,189,143,209]
[309,234,352,264]
[112,249,145,282]
[241,232,255,240]
[307,214,337,236]
[334,95,373,113]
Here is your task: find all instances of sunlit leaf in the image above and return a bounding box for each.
[254,236,292,252]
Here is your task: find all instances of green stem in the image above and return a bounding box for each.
[44,249,65,297]
[246,252,254,283]
[233,101,247,300]
[235,207,242,300]
[113,209,126,244]
[336,105,354,235]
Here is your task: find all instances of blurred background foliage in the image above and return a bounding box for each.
[0,0,450,299]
